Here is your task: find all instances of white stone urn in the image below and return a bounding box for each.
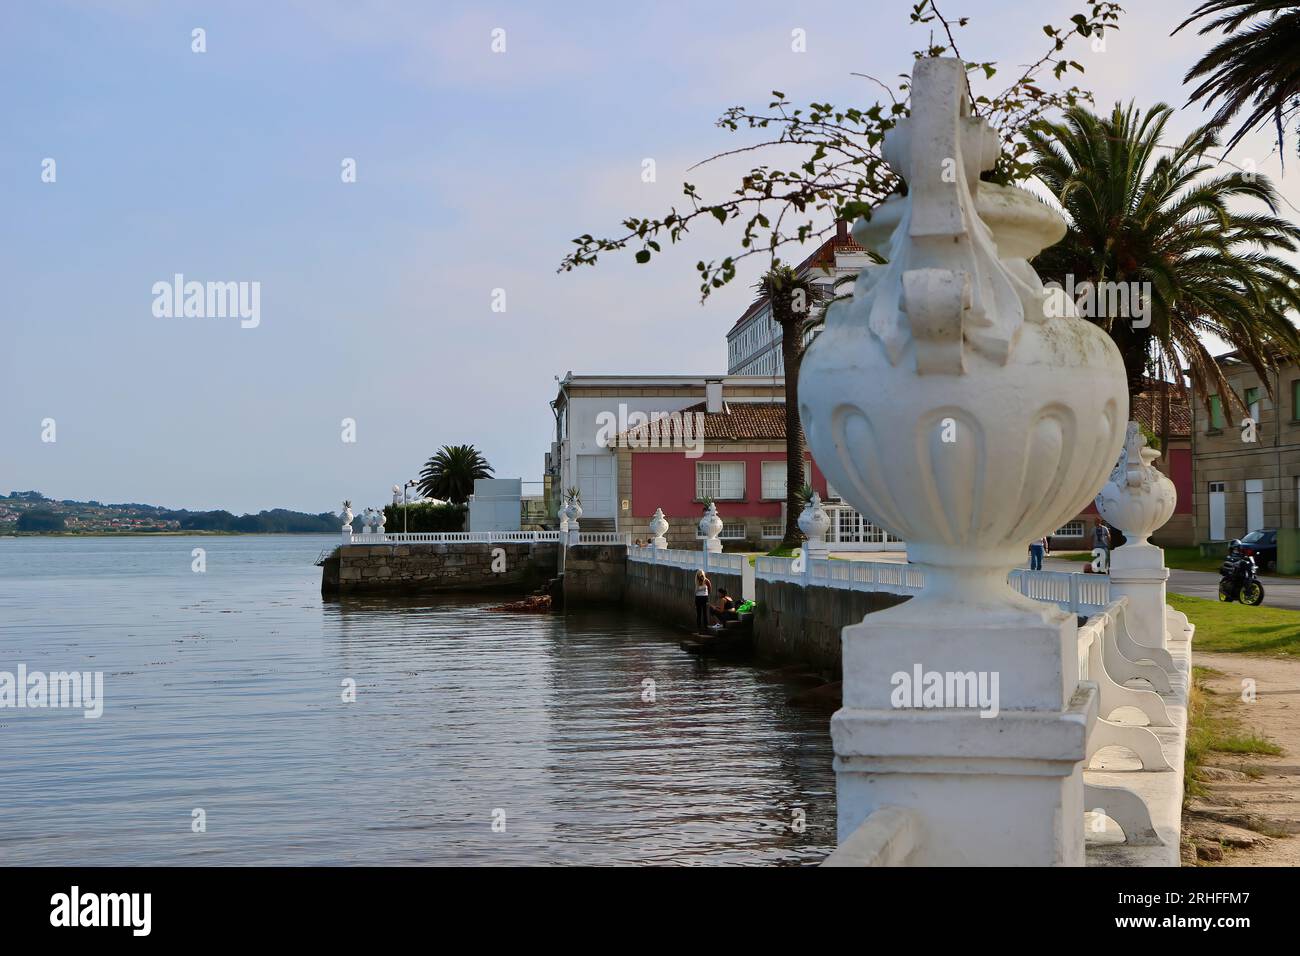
[800,56,1129,866]
[698,501,723,553]
[800,61,1127,605]
[361,508,374,534]
[1096,421,1177,649]
[562,495,582,531]
[1095,422,1176,549]
[798,492,832,559]
[341,500,354,532]
[375,507,387,536]
[649,508,669,549]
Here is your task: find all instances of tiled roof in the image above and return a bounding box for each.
[1131,384,1191,439]
[616,401,796,444]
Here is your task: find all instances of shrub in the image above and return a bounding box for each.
[384,501,466,533]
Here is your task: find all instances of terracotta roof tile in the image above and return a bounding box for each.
[1131,385,1191,439]
[616,402,796,444]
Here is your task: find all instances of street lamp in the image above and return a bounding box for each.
[403,479,417,534]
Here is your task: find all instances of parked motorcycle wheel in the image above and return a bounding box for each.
[1240,581,1265,606]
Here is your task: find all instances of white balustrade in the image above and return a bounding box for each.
[344,530,630,545]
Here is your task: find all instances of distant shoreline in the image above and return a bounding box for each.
[0,531,339,538]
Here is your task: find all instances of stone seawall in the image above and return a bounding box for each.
[328,542,558,594]
[562,545,628,604]
[752,579,910,675]
[624,560,743,630]
[621,559,911,671]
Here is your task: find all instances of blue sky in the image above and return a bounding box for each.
[3,0,1296,515]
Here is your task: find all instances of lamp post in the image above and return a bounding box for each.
[403,479,417,534]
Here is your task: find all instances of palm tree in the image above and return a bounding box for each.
[417,445,494,504]
[1174,1,1300,158]
[756,265,822,550]
[1025,102,1300,414]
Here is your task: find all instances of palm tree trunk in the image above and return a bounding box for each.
[780,320,805,551]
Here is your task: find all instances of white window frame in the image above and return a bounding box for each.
[695,461,745,501]
[760,459,812,500]
[1053,521,1084,538]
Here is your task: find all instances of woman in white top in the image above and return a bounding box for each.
[694,570,711,630]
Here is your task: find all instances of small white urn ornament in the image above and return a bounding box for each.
[375,507,387,536]
[649,508,669,550]
[562,491,582,543]
[1095,423,1176,550]
[798,492,832,560]
[1095,421,1178,649]
[341,500,354,532]
[699,501,723,553]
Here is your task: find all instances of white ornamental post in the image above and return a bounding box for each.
[799,57,1127,866]
[799,491,832,561]
[563,492,582,547]
[375,505,387,538]
[699,501,723,554]
[1095,422,1177,649]
[341,500,354,545]
[361,508,373,535]
[649,508,669,550]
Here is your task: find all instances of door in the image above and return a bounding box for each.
[576,454,615,518]
[1209,482,1226,540]
[1246,478,1264,533]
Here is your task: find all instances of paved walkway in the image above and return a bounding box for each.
[1040,557,1300,610]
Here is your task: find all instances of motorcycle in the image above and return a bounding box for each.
[1219,548,1265,606]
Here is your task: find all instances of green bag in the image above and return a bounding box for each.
[736,600,755,614]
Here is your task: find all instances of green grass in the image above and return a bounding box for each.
[1185,667,1282,799]
[1168,593,1300,656]
[1058,547,1227,573]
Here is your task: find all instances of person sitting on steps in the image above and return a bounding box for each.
[708,588,738,629]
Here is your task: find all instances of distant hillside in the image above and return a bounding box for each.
[1,492,338,534]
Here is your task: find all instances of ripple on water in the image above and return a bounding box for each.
[0,535,835,865]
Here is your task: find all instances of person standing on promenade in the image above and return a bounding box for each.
[694,570,711,631]
[1028,537,1045,571]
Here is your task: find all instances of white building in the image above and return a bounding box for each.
[726,222,872,375]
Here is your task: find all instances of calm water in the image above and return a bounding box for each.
[0,535,836,865]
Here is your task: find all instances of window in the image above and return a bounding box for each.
[1245,386,1261,426]
[761,522,784,539]
[1292,380,1300,422]
[696,461,745,500]
[699,521,746,540]
[1053,521,1084,537]
[1208,394,1224,431]
[761,460,813,499]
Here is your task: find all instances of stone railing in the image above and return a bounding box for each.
[821,807,922,867]
[344,530,629,546]
[629,547,1112,614]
